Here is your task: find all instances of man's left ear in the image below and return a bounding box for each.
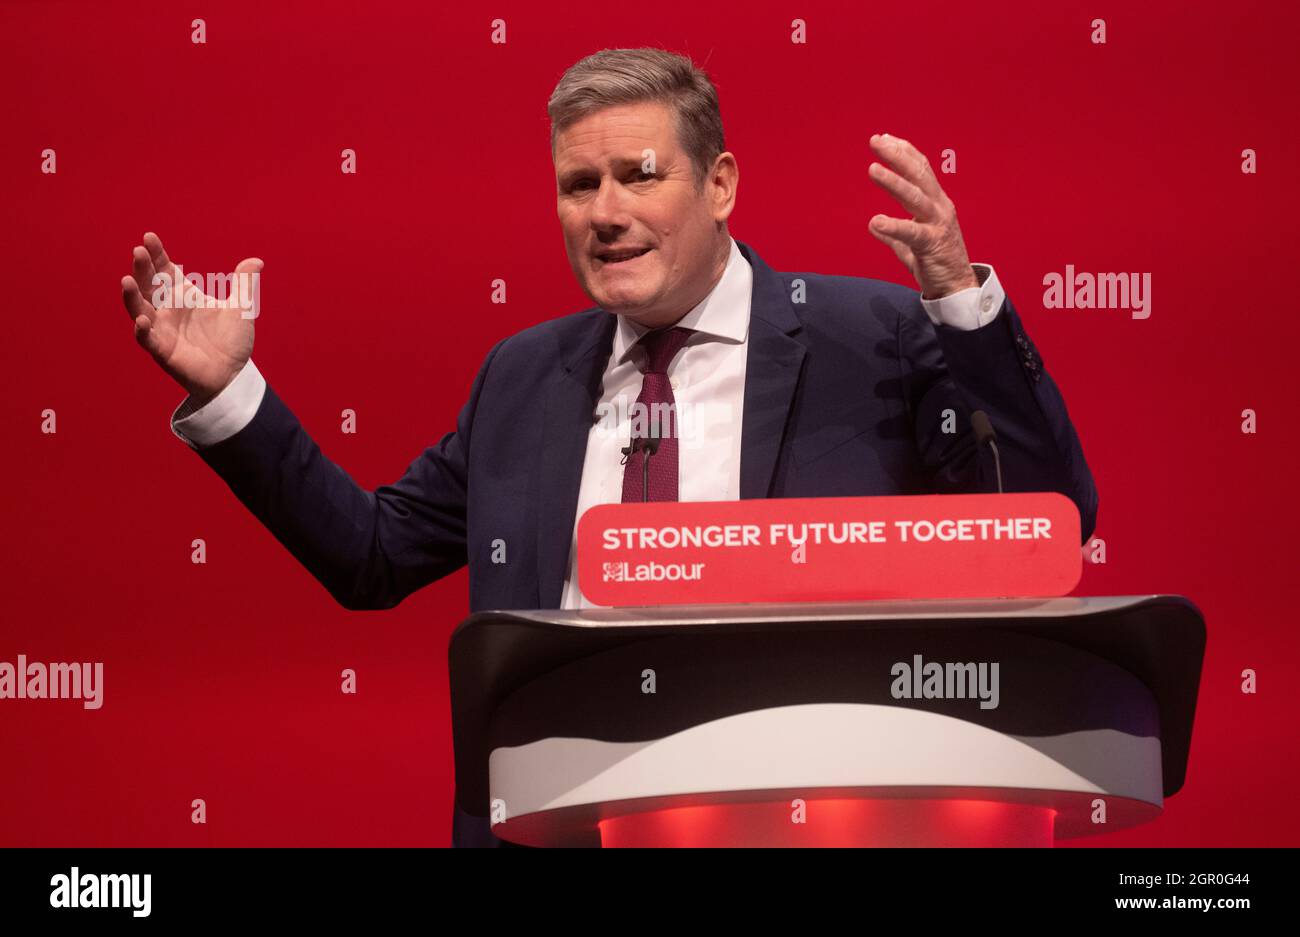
[711,153,739,222]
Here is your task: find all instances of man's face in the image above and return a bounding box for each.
[554,101,734,327]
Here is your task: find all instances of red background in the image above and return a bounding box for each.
[2,0,1297,846]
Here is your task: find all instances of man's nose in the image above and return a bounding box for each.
[589,177,630,230]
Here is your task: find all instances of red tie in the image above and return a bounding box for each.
[621,326,693,502]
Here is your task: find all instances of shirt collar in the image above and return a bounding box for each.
[612,236,752,364]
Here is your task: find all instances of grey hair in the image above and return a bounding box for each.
[548,47,725,191]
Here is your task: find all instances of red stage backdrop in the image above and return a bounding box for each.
[1,0,1297,846]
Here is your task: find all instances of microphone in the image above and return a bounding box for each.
[640,429,661,502]
[970,410,1003,494]
[620,428,662,502]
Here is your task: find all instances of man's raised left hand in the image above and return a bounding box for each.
[867,133,980,300]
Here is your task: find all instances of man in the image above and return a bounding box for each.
[119,48,1097,847]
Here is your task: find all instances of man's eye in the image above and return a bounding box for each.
[567,172,651,192]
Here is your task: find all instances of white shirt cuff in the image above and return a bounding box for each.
[170,359,267,450]
[919,264,1004,330]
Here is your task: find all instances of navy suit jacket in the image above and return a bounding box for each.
[192,239,1097,846]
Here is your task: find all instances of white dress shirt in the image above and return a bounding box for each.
[171,237,1006,608]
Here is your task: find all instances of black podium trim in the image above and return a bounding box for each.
[447,595,1205,818]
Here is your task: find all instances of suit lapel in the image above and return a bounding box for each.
[736,240,807,499]
[535,312,617,609]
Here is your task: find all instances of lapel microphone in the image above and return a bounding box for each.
[640,430,661,503]
[620,428,662,501]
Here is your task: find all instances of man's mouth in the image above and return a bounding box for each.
[596,247,652,265]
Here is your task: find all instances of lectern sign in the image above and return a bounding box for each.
[576,492,1082,606]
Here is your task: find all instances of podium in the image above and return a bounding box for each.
[448,595,1204,847]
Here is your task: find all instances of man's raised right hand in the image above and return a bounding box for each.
[121,232,262,408]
